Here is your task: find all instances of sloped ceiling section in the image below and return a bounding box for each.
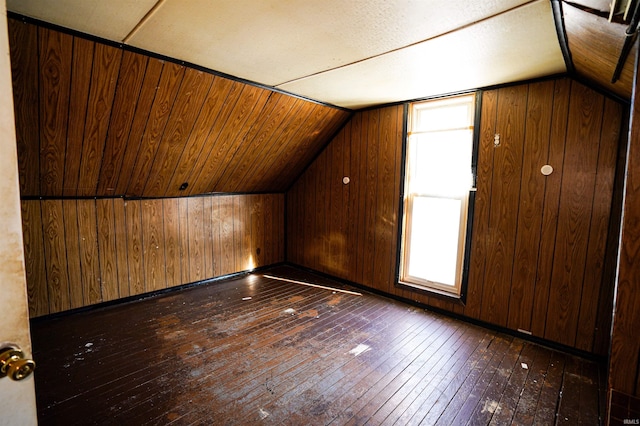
[7,0,566,108]
[8,19,351,198]
[562,1,635,99]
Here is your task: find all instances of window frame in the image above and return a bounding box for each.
[395,92,482,302]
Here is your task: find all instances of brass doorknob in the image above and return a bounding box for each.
[0,345,35,381]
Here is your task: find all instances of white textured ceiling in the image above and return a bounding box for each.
[6,0,566,109]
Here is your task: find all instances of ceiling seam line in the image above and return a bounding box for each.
[273,0,541,88]
[122,0,167,44]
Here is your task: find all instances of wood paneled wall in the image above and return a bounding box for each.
[608,50,640,400]
[287,78,623,355]
[21,194,284,317]
[8,18,351,198]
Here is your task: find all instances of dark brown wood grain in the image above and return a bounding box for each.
[219,196,235,275]
[608,46,640,399]
[594,110,627,359]
[125,199,145,296]
[63,37,95,196]
[142,199,167,292]
[77,44,122,196]
[288,178,301,266]
[20,201,48,317]
[276,109,352,191]
[239,98,307,192]
[164,77,236,195]
[374,106,399,293]
[38,27,72,196]
[214,93,294,191]
[544,82,604,347]
[187,197,205,282]
[346,114,363,284]
[247,101,318,192]
[263,194,274,267]
[62,200,84,308]
[563,2,634,100]
[210,196,222,276]
[203,89,273,191]
[465,90,497,319]
[126,62,185,196]
[41,200,71,313]
[8,20,39,196]
[233,196,243,272]
[178,197,190,284]
[29,267,603,425]
[251,195,264,268]
[389,106,405,294]
[97,51,149,195]
[575,98,620,352]
[9,19,349,197]
[202,196,214,277]
[315,132,330,273]
[267,105,333,190]
[190,86,271,194]
[330,128,345,276]
[276,194,285,261]
[143,69,214,196]
[162,198,182,288]
[114,57,164,195]
[77,200,101,305]
[241,195,253,270]
[363,109,381,287]
[181,81,245,195]
[480,85,527,327]
[507,81,554,333]
[96,199,119,302]
[530,79,571,338]
[113,198,130,298]
[285,77,623,354]
[21,194,286,317]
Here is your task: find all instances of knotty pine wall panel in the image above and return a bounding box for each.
[287,77,623,355]
[21,194,284,317]
[8,18,351,198]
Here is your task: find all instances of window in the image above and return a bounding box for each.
[399,94,476,297]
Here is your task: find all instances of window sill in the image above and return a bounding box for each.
[396,280,466,306]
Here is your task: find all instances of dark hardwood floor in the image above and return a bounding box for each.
[31,265,603,425]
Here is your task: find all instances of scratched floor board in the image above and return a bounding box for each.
[31,265,604,425]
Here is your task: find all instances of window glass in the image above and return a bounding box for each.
[400,94,476,296]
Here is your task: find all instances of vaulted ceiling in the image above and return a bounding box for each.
[8,0,567,109]
[5,0,637,198]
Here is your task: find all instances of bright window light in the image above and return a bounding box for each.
[400,94,476,296]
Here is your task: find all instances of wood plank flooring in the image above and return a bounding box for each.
[30,266,603,425]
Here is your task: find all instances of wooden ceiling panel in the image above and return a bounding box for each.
[563,2,634,100]
[8,19,351,198]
